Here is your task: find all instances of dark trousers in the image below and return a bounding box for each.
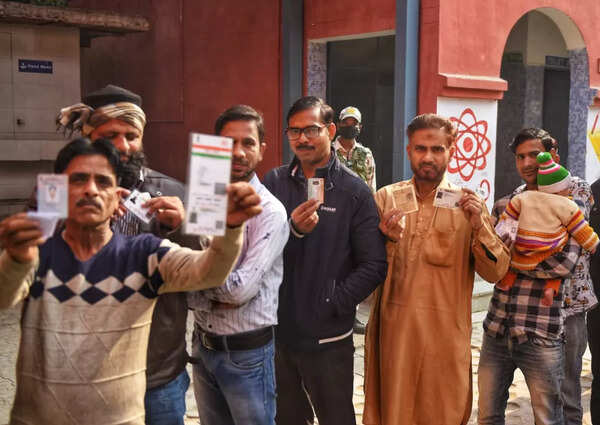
[275,337,356,425]
[589,306,600,424]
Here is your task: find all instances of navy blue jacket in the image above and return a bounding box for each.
[263,154,387,350]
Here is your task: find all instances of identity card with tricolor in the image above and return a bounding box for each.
[184,133,233,236]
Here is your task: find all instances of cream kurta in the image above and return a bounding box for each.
[364,177,509,425]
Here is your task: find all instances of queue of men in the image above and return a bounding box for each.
[0,86,599,425]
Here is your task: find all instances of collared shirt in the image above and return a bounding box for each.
[333,137,377,193]
[188,174,289,335]
[491,177,597,316]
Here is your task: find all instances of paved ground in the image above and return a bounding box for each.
[0,306,594,424]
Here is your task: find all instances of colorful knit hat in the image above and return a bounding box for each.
[536,151,571,193]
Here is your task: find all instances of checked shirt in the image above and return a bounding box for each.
[486,181,587,343]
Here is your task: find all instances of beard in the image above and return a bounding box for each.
[118,151,147,189]
[412,161,445,183]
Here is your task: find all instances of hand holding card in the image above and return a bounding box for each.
[307,178,324,204]
[433,187,463,209]
[392,185,418,214]
[31,174,69,239]
[123,190,154,224]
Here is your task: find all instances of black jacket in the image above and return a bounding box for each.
[590,179,600,297]
[263,154,387,351]
[138,168,193,389]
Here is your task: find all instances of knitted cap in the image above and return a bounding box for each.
[83,85,142,109]
[537,152,571,193]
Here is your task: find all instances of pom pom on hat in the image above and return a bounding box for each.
[536,152,571,193]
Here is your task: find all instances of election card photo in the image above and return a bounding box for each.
[28,174,68,239]
[307,178,324,203]
[391,184,418,214]
[123,189,154,224]
[184,133,232,236]
[433,187,463,209]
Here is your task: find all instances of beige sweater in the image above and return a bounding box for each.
[0,227,242,425]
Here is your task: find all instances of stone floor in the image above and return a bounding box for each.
[0,306,595,425]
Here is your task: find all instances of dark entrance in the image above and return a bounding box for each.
[542,67,570,159]
[327,35,395,188]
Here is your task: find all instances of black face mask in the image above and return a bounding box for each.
[338,125,360,140]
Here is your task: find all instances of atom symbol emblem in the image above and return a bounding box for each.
[448,108,492,182]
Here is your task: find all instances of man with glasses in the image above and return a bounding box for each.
[263,96,387,425]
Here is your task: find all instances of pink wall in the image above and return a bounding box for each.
[71,0,282,181]
[419,0,600,112]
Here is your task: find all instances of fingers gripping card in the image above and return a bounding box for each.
[307,178,324,203]
[123,190,154,224]
[433,187,463,209]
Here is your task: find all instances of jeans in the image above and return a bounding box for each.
[191,334,276,425]
[561,312,587,425]
[478,333,564,425]
[275,337,356,425]
[145,369,190,425]
[589,306,600,424]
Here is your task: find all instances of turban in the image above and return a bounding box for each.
[56,101,147,137]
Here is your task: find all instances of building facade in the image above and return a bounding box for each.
[19,0,600,203]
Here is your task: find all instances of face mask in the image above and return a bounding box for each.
[338,125,360,140]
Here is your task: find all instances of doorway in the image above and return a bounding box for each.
[326,35,395,188]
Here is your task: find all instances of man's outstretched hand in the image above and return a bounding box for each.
[0,213,44,263]
[226,182,262,228]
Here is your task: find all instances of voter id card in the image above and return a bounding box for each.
[27,211,60,239]
[307,178,324,203]
[391,185,418,214]
[123,189,154,224]
[184,133,232,236]
[433,187,463,209]
[37,174,68,218]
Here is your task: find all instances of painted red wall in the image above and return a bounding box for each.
[303,0,395,94]
[71,0,282,182]
[304,0,395,41]
[419,0,600,112]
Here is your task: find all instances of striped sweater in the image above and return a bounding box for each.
[501,190,599,270]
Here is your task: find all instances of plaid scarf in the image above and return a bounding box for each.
[56,102,146,137]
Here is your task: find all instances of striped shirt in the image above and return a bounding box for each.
[188,174,289,335]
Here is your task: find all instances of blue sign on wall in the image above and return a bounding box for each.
[18,59,53,74]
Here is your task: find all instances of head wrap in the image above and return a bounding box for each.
[56,85,146,137]
[56,101,146,137]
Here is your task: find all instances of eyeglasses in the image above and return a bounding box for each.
[285,125,325,140]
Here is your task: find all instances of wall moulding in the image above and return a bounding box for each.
[438,73,508,100]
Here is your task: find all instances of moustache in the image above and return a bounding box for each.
[232,160,248,167]
[296,144,315,150]
[76,198,102,209]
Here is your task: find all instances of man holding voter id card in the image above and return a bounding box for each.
[263,96,387,425]
[187,105,288,425]
[363,113,510,425]
[0,137,261,425]
[55,85,203,424]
